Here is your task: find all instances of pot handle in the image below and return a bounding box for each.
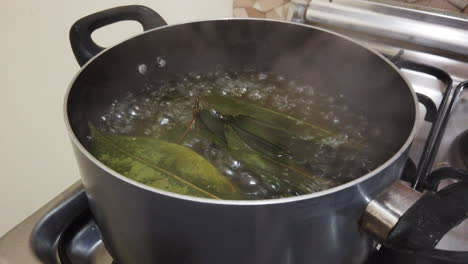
[69,5,167,66]
[362,168,468,263]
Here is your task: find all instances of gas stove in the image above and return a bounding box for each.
[1,1,467,263]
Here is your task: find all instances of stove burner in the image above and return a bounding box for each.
[450,130,468,170]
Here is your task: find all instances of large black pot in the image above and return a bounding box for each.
[65,5,468,264]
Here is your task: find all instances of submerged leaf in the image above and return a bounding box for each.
[232,115,320,164]
[224,125,335,195]
[88,124,240,199]
[201,93,337,139]
[232,115,293,148]
[223,125,306,196]
[157,123,192,143]
[197,104,337,194]
[198,109,227,143]
[199,105,309,164]
[230,121,292,162]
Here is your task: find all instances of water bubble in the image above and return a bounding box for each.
[160,118,169,125]
[247,90,262,100]
[276,75,285,82]
[138,64,147,75]
[271,94,291,111]
[264,85,276,93]
[231,160,241,169]
[235,86,248,97]
[239,172,259,188]
[258,72,268,80]
[143,129,152,135]
[155,57,166,68]
[192,73,202,80]
[209,149,218,157]
[295,86,306,93]
[267,183,281,192]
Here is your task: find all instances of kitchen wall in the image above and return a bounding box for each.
[0,0,233,237]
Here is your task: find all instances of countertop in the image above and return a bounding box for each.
[0,0,233,237]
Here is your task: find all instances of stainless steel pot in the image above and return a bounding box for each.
[64,6,462,264]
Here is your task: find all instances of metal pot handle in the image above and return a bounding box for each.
[361,80,468,263]
[362,169,468,263]
[69,5,167,66]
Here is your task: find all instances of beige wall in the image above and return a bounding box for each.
[0,0,233,237]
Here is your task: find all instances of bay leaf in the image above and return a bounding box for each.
[197,110,303,195]
[224,125,335,195]
[88,124,240,199]
[199,103,310,163]
[201,93,337,139]
[157,123,192,143]
[232,115,294,148]
[198,109,227,144]
[198,104,336,193]
[231,115,323,165]
[230,121,292,162]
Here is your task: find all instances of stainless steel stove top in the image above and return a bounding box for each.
[1,1,467,263]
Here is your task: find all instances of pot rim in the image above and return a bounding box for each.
[64,18,419,206]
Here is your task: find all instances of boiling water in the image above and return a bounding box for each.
[94,71,378,199]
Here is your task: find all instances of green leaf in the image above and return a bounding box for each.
[157,123,192,143]
[197,109,311,196]
[197,104,337,194]
[223,125,305,196]
[201,92,337,139]
[198,109,291,164]
[231,115,323,165]
[199,102,311,164]
[224,125,335,195]
[198,109,227,144]
[232,115,294,148]
[88,124,240,200]
[230,121,292,162]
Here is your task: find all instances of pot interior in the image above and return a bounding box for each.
[66,19,416,190]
